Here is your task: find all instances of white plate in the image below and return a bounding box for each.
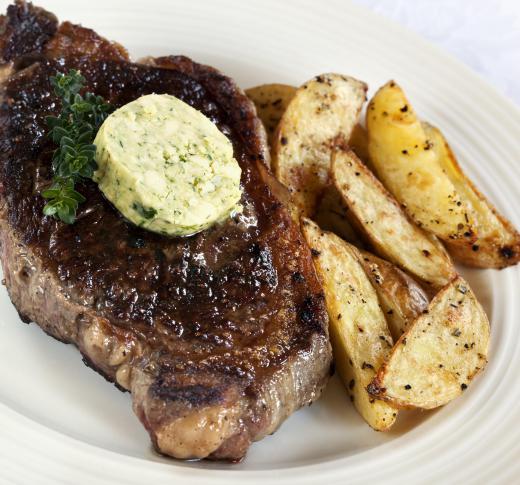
[1,1,519,483]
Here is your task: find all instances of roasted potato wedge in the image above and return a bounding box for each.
[247,83,368,162]
[302,218,397,431]
[354,249,429,339]
[332,147,456,289]
[245,84,296,146]
[423,122,520,268]
[273,74,367,216]
[367,81,477,250]
[368,276,489,409]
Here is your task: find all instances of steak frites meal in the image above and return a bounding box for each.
[0,1,517,462]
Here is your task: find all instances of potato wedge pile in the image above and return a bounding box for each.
[247,75,516,431]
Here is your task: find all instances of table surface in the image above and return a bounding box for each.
[353,0,520,106]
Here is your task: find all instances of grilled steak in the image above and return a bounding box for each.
[0,1,331,460]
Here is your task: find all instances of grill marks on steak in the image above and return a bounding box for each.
[0,1,331,460]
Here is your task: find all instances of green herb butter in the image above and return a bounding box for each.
[93,94,242,236]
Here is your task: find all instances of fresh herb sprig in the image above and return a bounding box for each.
[43,70,111,224]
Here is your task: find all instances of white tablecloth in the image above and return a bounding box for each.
[353,0,520,106]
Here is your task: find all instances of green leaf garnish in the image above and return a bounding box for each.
[132,202,158,220]
[43,70,111,224]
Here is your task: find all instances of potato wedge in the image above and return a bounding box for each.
[302,218,397,431]
[247,83,368,161]
[368,276,489,409]
[354,249,429,339]
[332,147,456,289]
[273,74,367,216]
[245,84,296,146]
[367,81,477,249]
[423,122,520,268]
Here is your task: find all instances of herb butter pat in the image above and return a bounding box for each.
[93,94,242,236]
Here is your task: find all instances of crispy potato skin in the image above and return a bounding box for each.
[368,276,489,409]
[366,81,477,250]
[354,249,429,340]
[246,84,296,147]
[302,218,397,431]
[332,147,456,289]
[424,123,520,268]
[272,74,367,217]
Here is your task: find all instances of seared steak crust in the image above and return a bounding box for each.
[0,0,57,62]
[0,1,331,460]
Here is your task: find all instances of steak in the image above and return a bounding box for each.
[0,1,331,461]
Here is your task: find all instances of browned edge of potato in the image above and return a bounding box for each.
[353,248,429,340]
[331,147,457,290]
[366,81,478,250]
[367,276,490,409]
[272,74,367,217]
[314,187,364,246]
[302,218,398,430]
[423,122,520,268]
[245,84,296,147]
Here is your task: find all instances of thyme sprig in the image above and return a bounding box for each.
[43,70,111,224]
